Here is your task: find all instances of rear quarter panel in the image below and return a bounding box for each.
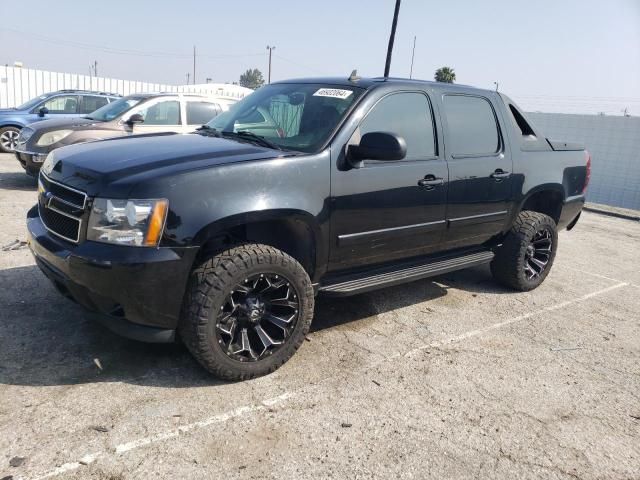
[497,98,587,230]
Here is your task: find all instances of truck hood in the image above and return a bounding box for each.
[44,132,289,196]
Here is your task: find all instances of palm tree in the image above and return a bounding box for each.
[434,67,456,83]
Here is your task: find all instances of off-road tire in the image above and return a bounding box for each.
[490,211,558,291]
[180,243,314,380]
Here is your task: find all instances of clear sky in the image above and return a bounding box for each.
[1,0,639,114]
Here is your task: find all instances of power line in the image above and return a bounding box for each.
[1,27,263,60]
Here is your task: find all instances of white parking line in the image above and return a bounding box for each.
[559,265,629,284]
[405,282,628,357]
[25,392,294,480]
[20,283,628,480]
[559,265,639,289]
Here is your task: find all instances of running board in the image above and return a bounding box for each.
[319,250,494,296]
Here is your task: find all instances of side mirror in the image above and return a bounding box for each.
[348,132,407,164]
[38,107,49,117]
[125,113,144,126]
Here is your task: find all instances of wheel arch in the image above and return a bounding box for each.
[192,209,323,280]
[0,123,24,130]
[517,184,566,224]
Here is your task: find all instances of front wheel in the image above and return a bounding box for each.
[0,126,20,153]
[180,244,314,380]
[491,211,558,291]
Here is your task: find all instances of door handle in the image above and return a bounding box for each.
[490,169,511,179]
[418,175,444,188]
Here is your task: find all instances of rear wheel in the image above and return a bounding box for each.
[491,211,558,291]
[0,126,20,153]
[180,243,314,380]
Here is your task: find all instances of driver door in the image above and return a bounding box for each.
[128,98,182,135]
[31,95,80,123]
[329,91,449,271]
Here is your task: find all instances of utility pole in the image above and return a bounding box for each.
[384,0,402,77]
[90,60,98,77]
[186,72,190,85]
[409,35,416,79]
[266,45,276,83]
[193,45,196,85]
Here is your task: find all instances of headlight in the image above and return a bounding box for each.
[87,198,169,247]
[41,152,56,176]
[36,129,73,146]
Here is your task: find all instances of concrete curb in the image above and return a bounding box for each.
[584,204,640,222]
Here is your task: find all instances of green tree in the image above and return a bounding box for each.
[239,68,265,89]
[434,66,456,83]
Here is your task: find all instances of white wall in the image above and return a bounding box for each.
[0,66,252,108]
[527,112,640,210]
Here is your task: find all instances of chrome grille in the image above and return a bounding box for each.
[38,173,87,244]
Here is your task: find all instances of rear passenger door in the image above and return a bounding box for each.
[329,91,449,270]
[79,95,110,115]
[185,101,222,129]
[440,93,513,249]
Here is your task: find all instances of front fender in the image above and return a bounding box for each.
[147,152,332,276]
[192,209,323,247]
[0,119,26,129]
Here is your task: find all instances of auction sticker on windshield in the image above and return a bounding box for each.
[313,88,353,99]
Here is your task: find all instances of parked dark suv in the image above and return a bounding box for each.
[0,90,120,153]
[27,76,589,380]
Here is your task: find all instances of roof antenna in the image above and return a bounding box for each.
[348,69,360,82]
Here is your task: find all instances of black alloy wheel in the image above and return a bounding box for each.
[491,210,558,291]
[523,227,553,280]
[180,243,314,381]
[216,273,300,362]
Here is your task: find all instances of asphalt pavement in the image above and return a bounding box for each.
[1,153,638,480]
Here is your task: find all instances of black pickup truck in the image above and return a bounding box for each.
[27,76,590,380]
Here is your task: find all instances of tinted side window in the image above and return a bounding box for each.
[186,102,221,125]
[443,95,499,156]
[42,95,78,114]
[359,92,435,160]
[138,100,181,125]
[81,96,109,114]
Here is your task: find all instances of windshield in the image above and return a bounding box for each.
[86,97,144,121]
[206,83,365,153]
[17,95,49,111]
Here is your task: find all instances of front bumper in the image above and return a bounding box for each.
[27,205,198,343]
[15,150,47,176]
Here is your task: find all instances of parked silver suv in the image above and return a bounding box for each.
[15,93,229,176]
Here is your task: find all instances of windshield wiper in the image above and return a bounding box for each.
[223,130,282,150]
[196,125,222,137]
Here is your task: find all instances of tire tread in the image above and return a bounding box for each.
[180,243,314,381]
[491,211,558,291]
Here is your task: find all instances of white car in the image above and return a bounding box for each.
[15,92,239,175]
